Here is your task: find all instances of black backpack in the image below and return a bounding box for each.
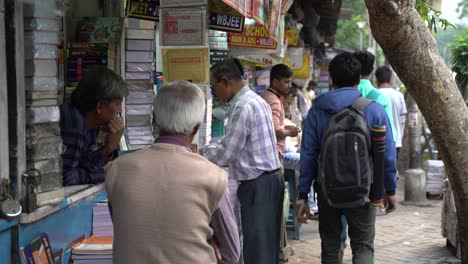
[318,97,374,208]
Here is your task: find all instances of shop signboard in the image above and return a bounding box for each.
[160,0,207,7]
[228,24,276,49]
[209,13,244,32]
[222,0,252,18]
[208,0,244,32]
[161,7,206,46]
[126,0,160,21]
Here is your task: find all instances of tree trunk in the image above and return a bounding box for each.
[365,0,468,261]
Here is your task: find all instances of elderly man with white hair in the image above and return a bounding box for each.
[106,81,240,264]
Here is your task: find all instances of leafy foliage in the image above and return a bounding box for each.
[456,0,468,20]
[415,0,455,33]
[450,31,468,87]
[334,0,367,50]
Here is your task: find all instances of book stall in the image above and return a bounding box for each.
[0,0,314,263]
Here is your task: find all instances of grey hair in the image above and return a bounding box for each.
[154,81,206,136]
[70,67,128,112]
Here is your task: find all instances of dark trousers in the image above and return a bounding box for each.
[238,170,284,264]
[317,188,376,264]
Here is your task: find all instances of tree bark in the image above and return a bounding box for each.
[365,0,468,261]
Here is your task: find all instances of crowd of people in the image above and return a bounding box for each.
[59,50,408,264]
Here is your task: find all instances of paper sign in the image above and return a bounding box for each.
[126,0,159,21]
[284,47,304,70]
[161,8,206,46]
[292,51,310,79]
[162,48,209,83]
[228,24,277,49]
[160,0,207,7]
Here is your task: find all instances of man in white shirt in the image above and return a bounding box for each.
[376,66,408,158]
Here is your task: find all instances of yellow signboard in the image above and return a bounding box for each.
[162,48,210,83]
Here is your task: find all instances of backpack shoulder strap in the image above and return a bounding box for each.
[352,97,374,113]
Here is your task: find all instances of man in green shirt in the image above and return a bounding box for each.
[354,51,396,142]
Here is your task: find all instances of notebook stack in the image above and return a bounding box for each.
[124,18,156,150]
[425,160,445,195]
[92,202,114,237]
[316,70,331,95]
[71,236,113,264]
[23,0,64,209]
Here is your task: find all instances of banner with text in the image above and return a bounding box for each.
[228,24,276,49]
[126,0,160,21]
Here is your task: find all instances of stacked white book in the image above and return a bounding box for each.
[425,160,445,195]
[22,0,65,209]
[124,18,156,150]
[93,203,114,237]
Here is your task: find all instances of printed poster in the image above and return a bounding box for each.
[228,24,277,49]
[222,0,252,18]
[162,48,209,83]
[268,0,282,36]
[126,0,160,21]
[252,0,269,26]
[78,17,122,44]
[161,8,206,46]
[160,0,207,7]
[292,51,310,79]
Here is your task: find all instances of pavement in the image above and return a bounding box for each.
[287,181,461,264]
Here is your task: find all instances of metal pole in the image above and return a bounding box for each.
[0,0,10,183]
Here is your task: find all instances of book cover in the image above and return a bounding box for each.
[20,232,55,264]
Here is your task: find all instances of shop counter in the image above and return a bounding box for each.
[0,218,18,263]
[18,184,107,263]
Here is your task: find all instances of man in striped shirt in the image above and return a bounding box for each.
[204,58,283,264]
[60,68,128,186]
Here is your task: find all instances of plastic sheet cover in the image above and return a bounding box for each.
[126,104,153,115]
[26,136,63,160]
[127,126,153,136]
[25,77,62,91]
[27,106,60,124]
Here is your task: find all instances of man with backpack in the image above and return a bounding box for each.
[297,52,397,263]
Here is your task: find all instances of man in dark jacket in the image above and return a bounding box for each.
[297,52,397,263]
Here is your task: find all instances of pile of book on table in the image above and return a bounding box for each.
[71,236,113,263]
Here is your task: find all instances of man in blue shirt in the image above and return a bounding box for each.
[60,68,128,186]
[297,52,397,263]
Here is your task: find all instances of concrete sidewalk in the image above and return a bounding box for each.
[287,186,461,263]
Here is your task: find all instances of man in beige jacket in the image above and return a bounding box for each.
[106,81,239,263]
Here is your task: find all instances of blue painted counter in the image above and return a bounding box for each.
[17,184,107,263]
[0,218,17,264]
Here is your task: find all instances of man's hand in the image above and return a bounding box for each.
[297,201,310,223]
[285,125,300,137]
[209,238,222,261]
[383,194,397,214]
[102,116,125,156]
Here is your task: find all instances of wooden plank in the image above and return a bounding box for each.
[0,0,10,182]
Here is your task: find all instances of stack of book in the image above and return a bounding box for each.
[71,236,113,264]
[65,43,108,101]
[124,18,156,150]
[23,0,64,209]
[316,70,331,95]
[209,30,229,66]
[425,160,445,195]
[92,202,114,237]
